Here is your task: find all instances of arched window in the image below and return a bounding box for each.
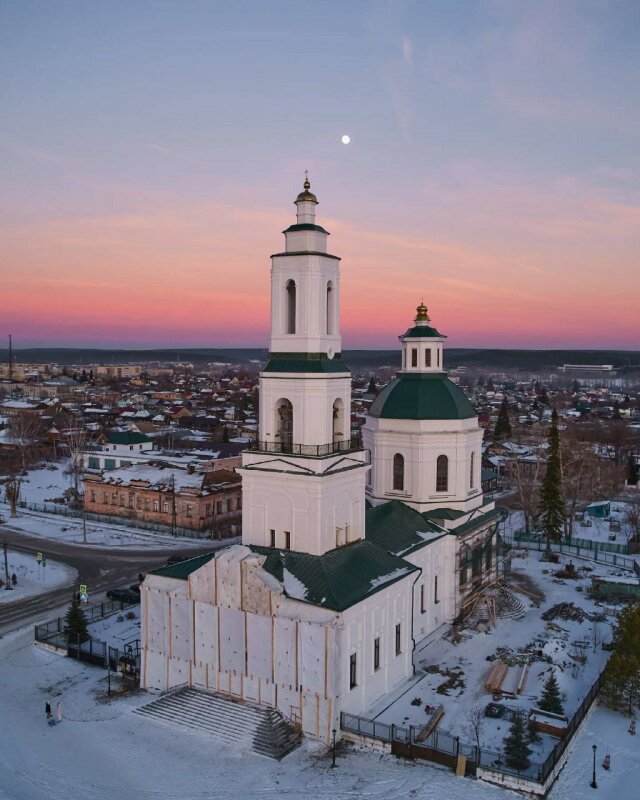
[393,453,404,491]
[436,455,448,492]
[286,280,296,334]
[332,398,345,446]
[275,398,293,452]
[470,452,475,489]
[326,281,334,335]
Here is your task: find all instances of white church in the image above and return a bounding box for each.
[140,180,501,744]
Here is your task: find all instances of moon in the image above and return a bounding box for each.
[341,134,351,145]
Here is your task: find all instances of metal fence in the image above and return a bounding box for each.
[512,529,629,555]
[341,667,606,787]
[35,599,141,675]
[247,436,365,458]
[504,531,637,571]
[13,499,236,540]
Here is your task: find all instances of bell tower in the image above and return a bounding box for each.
[237,179,370,556]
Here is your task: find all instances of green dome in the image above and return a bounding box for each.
[369,372,476,420]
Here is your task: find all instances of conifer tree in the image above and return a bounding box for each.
[64,594,89,643]
[539,670,564,715]
[627,454,639,487]
[539,409,564,556]
[494,398,512,441]
[367,376,377,395]
[504,711,532,772]
[602,603,640,713]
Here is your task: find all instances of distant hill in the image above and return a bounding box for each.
[1,347,639,371]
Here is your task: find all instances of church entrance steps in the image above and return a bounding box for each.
[134,687,301,759]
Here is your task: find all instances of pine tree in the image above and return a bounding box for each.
[539,670,564,715]
[539,409,564,556]
[64,594,89,643]
[572,379,580,394]
[627,454,639,487]
[602,603,640,713]
[504,711,532,772]
[494,398,512,441]
[222,426,229,443]
[367,376,377,395]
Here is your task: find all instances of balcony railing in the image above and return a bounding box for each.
[247,435,364,458]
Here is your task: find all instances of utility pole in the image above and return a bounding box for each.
[170,473,177,537]
[3,542,12,590]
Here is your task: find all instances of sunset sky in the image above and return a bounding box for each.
[1,1,639,350]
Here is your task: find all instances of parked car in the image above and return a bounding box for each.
[106,587,140,604]
[165,554,188,566]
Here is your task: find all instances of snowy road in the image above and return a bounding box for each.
[0,629,636,800]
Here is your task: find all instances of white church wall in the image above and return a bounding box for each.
[337,574,416,719]
[363,417,484,513]
[405,534,457,642]
[240,466,367,555]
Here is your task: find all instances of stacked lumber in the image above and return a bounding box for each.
[485,661,508,694]
[516,664,529,695]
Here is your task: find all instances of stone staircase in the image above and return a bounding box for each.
[134,688,301,759]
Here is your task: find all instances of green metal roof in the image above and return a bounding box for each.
[283,223,329,234]
[366,500,447,557]
[369,372,476,420]
[263,352,350,374]
[250,541,418,611]
[150,552,216,580]
[423,507,466,521]
[400,325,446,339]
[448,508,502,536]
[105,430,152,445]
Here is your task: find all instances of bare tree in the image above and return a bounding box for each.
[9,412,45,474]
[591,620,604,653]
[625,494,640,545]
[5,478,21,517]
[64,421,88,497]
[508,452,544,535]
[463,704,485,753]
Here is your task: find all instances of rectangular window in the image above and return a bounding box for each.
[136,497,142,510]
[411,348,418,367]
[216,501,222,514]
[145,499,150,511]
[90,490,96,502]
[226,498,232,512]
[206,503,211,517]
[162,501,169,513]
[349,653,357,689]
[425,349,432,367]
[119,496,125,507]
[485,543,492,571]
[284,531,291,550]
[186,505,193,518]
[437,349,440,367]
[128,495,134,508]
[103,493,109,504]
[270,529,276,548]
[420,584,425,614]
[434,575,439,604]
[373,637,380,671]
[395,623,401,656]
[153,500,159,512]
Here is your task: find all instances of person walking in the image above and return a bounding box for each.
[45,702,51,721]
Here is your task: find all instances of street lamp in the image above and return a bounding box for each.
[591,744,597,789]
[331,728,337,768]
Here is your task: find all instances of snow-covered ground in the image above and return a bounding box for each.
[0,508,207,549]
[88,606,140,649]
[0,628,636,800]
[0,550,77,605]
[14,461,72,504]
[366,549,625,765]
[506,506,634,548]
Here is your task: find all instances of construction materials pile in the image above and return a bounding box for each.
[542,602,604,623]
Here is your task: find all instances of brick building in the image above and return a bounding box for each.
[83,463,241,536]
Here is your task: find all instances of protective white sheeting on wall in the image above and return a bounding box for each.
[169,656,189,687]
[194,600,218,668]
[147,589,168,654]
[246,613,272,680]
[170,596,192,662]
[218,607,245,673]
[142,650,167,690]
[189,560,216,604]
[274,617,297,687]
[298,621,326,695]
